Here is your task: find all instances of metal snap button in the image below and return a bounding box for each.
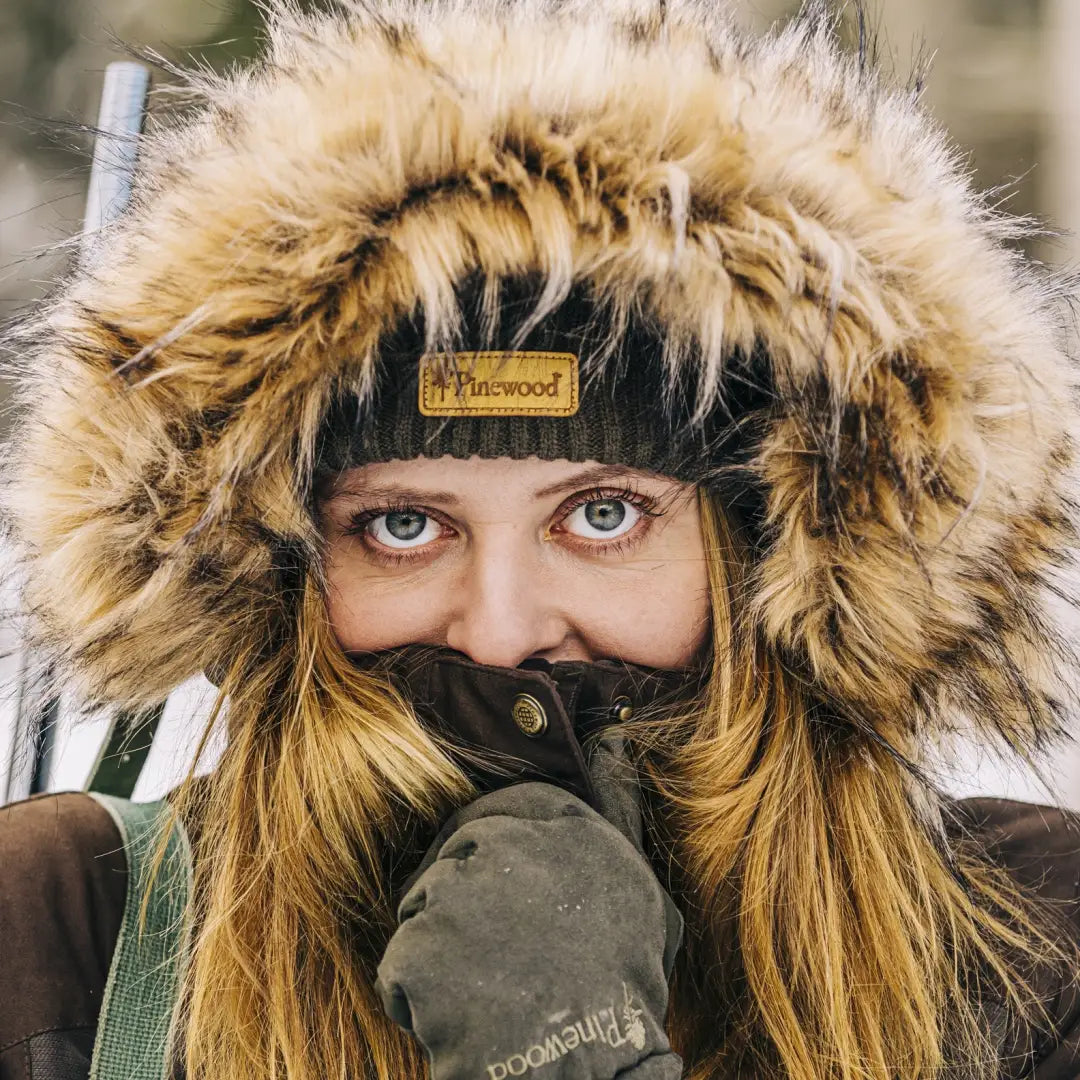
[511,693,548,737]
[611,696,634,722]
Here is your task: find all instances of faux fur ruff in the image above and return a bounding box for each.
[2,0,1079,773]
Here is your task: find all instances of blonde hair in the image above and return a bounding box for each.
[166,489,1076,1080]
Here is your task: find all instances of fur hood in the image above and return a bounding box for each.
[3,0,1079,769]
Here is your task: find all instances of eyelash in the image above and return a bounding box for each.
[343,484,665,567]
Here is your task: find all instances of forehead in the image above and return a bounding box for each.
[319,456,682,509]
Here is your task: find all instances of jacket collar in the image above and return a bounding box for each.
[350,647,703,810]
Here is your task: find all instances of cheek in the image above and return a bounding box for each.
[322,546,448,653]
[566,549,712,670]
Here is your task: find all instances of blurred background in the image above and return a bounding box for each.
[1,0,1079,808]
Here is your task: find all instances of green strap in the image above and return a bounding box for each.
[88,794,193,1080]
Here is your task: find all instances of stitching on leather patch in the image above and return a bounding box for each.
[418,351,579,417]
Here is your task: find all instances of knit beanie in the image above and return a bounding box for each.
[313,271,760,486]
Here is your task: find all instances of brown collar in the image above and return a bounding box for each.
[350,647,701,810]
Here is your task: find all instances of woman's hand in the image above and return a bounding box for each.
[374,731,684,1080]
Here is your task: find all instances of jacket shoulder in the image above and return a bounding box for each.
[949,796,1080,1078]
[0,791,127,1080]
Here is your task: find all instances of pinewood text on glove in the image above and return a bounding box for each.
[484,982,648,1080]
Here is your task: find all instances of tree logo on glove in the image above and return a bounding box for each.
[621,981,647,1051]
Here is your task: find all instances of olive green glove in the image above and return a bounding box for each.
[374,731,684,1080]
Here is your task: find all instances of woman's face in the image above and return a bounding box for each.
[318,455,711,670]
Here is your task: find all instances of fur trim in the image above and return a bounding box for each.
[2,0,1078,764]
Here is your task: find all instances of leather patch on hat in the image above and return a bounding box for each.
[418,351,579,417]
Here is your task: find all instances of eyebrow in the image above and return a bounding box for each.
[324,482,462,507]
[322,463,674,507]
[530,463,672,498]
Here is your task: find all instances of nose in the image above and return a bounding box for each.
[443,527,569,668]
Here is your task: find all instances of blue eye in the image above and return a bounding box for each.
[385,511,426,540]
[369,510,441,548]
[563,499,640,540]
[584,500,625,530]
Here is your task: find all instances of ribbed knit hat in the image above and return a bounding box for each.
[314,271,751,485]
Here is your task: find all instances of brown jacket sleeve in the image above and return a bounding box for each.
[0,792,126,1080]
[950,797,1080,1079]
